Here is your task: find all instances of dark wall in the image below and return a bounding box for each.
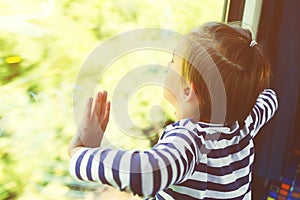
[254,0,300,180]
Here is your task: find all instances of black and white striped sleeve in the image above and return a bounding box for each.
[69,125,200,198]
[249,89,278,137]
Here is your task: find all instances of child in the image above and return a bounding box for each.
[69,22,278,199]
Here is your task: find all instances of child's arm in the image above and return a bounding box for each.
[69,124,199,198]
[248,89,278,137]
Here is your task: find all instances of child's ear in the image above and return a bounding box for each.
[181,81,197,102]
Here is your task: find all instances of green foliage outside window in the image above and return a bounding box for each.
[0,1,223,199]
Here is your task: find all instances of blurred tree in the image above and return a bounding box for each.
[0,0,223,199]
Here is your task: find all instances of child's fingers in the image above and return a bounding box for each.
[101,101,110,130]
[99,91,107,121]
[95,92,102,120]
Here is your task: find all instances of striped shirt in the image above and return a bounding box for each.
[69,89,278,199]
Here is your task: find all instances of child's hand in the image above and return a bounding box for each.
[68,91,110,156]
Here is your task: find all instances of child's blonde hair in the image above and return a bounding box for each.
[178,22,271,124]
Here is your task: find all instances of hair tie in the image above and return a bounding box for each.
[250,40,258,48]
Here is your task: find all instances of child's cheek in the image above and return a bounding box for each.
[163,74,179,106]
